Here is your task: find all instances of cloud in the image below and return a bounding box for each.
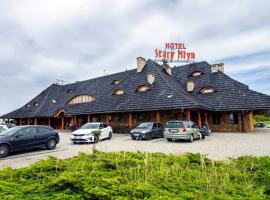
[0,0,270,115]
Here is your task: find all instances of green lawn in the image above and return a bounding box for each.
[0,151,270,199]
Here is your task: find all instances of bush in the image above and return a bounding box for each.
[0,152,270,199]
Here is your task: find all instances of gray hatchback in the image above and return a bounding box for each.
[165,121,201,142]
[130,122,164,140]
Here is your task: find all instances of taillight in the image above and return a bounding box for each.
[183,123,186,133]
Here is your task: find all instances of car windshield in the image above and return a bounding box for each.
[80,123,99,129]
[137,123,152,129]
[0,126,21,136]
[165,122,183,128]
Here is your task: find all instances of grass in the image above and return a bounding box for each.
[0,151,270,199]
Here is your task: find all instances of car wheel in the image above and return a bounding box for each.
[167,138,172,142]
[202,135,205,139]
[189,134,194,143]
[147,133,152,140]
[0,144,9,158]
[46,138,57,150]
[108,132,112,140]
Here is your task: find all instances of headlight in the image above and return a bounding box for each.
[130,130,134,133]
[142,130,149,134]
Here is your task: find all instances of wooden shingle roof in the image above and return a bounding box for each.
[2,60,270,119]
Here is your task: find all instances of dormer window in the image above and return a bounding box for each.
[113,89,124,95]
[191,71,203,77]
[52,100,57,103]
[25,104,30,108]
[136,85,150,92]
[33,102,38,107]
[112,80,120,85]
[67,89,73,93]
[200,87,215,94]
[68,95,95,104]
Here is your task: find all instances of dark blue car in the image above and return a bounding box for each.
[0,125,59,158]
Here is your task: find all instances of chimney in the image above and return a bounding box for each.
[163,63,172,75]
[187,80,194,92]
[147,74,155,84]
[211,63,224,73]
[136,57,146,72]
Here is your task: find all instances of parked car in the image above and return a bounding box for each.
[70,122,113,143]
[165,121,201,142]
[130,122,164,140]
[0,125,8,133]
[5,123,16,129]
[0,125,59,158]
[255,123,266,128]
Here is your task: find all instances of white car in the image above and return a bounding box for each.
[0,125,8,133]
[70,122,113,143]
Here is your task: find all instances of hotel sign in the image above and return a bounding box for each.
[154,42,196,63]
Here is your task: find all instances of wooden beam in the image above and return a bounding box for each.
[156,111,161,123]
[128,112,133,127]
[241,110,245,133]
[187,110,191,121]
[198,111,202,128]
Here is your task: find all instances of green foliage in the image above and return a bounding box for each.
[255,115,270,123]
[0,152,270,199]
[91,130,101,137]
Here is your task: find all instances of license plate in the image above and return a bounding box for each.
[75,136,83,139]
[133,134,139,136]
[169,129,178,133]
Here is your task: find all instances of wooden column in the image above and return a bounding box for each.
[48,118,51,126]
[205,113,208,125]
[61,117,64,130]
[87,114,91,123]
[34,118,37,125]
[198,111,202,128]
[74,116,77,126]
[241,110,245,133]
[177,112,181,120]
[128,112,133,127]
[105,114,109,124]
[27,118,30,125]
[19,119,22,126]
[156,111,161,123]
[187,110,191,121]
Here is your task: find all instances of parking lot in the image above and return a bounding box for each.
[1,129,270,169]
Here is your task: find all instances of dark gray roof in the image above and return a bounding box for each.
[2,60,270,119]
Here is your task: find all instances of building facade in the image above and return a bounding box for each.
[2,58,270,133]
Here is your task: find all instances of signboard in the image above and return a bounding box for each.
[154,42,196,63]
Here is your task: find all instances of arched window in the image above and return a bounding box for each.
[190,71,203,77]
[200,87,215,94]
[68,95,95,104]
[113,89,124,95]
[136,85,150,92]
[112,80,121,85]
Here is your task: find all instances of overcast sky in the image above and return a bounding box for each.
[0,0,270,115]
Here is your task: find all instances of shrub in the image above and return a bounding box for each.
[0,152,269,199]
